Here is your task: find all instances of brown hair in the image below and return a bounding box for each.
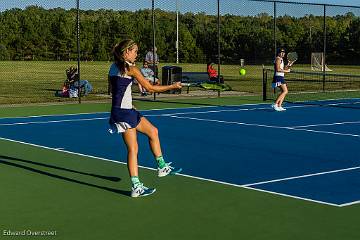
[112,39,137,73]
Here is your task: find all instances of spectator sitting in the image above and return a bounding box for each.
[66,66,93,96]
[138,61,160,96]
[207,62,224,83]
[145,47,159,77]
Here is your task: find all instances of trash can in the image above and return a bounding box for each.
[162,66,182,93]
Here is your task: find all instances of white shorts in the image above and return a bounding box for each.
[108,122,132,134]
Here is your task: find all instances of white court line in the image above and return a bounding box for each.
[145,104,309,117]
[293,97,360,104]
[0,104,305,126]
[292,121,360,129]
[1,105,360,138]
[242,166,360,187]
[1,136,358,207]
[328,102,360,106]
[0,103,359,207]
[0,117,108,126]
[0,101,349,127]
[241,186,341,207]
[290,128,360,137]
[0,104,265,124]
[0,104,223,121]
[0,136,344,207]
[170,115,288,128]
[340,200,360,207]
[0,109,262,126]
[0,111,109,120]
[0,137,152,171]
[0,103,260,120]
[0,99,357,120]
[169,115,360,138]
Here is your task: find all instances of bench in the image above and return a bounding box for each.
[181,72,210,93]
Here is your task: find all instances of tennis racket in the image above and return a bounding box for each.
[287,52,298,66]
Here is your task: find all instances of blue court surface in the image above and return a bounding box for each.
[0,103,359,207]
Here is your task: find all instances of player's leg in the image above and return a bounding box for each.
[136,117,162,157]
[136,117,182,177]
[272,77,283,111]
[273,87,283,111]
[122,128,155,197]
[122,128,139,177]
[277,84,288,110]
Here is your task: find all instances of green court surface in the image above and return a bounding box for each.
[1,100,359,240]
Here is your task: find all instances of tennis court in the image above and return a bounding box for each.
[1,102,359,207]
[1,100,360,239]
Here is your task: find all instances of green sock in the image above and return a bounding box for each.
[156,156,166,168]
[130,176,141,187]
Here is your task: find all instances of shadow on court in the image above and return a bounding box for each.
[0,155,130,197]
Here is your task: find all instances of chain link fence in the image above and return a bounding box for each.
[0,0,359,105]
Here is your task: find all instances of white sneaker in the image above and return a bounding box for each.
[131,183,156,198]
[278,106,286,111]
[273,104,282,111]
[158,162,182,177]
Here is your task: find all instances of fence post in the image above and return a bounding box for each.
[322,4,326,92]
[217,0,221,98]
[76,0,81,104]
[262,66,267,101]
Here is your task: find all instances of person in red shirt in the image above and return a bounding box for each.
[207,62,224,83]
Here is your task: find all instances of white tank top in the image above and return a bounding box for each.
[108,63,133,109]
[274,58,285,77]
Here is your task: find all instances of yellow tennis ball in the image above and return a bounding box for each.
[239,68,246,75]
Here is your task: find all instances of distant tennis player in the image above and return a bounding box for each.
[108,39,182,197]
[271,48,293,111]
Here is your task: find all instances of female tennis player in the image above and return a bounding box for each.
[108,39,182,197]
[272,48,293,111]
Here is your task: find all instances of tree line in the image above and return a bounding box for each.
[0,5,360,64]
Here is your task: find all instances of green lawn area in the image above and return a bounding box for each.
[2,60,358,105]
[0,61,264,104]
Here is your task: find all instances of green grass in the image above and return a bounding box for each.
[0,61,112,104]
[1,61,359,105]
[0,102,359,240]
[0,61,264,105]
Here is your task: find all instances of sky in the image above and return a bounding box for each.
[0,0,359,16]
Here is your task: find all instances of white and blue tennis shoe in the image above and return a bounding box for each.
[131,183,156,198]
[158,162,182,177]
[272,104,286,112]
